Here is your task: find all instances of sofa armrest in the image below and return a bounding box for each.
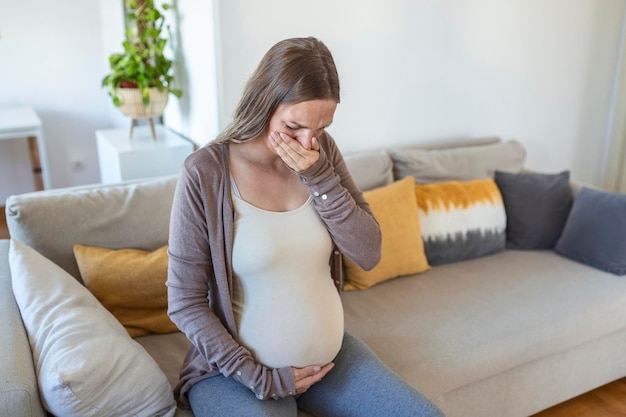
[0,240,46,417]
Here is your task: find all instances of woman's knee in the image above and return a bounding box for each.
[189,375,298,417]
[312,332,445,417]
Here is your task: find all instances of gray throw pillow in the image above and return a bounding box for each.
[494,170,572,249]
[555,187,626,275]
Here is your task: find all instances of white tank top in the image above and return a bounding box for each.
[231,187,344,368]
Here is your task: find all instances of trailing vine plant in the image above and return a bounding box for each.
[102,0,182,107]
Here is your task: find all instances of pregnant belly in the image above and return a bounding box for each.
[236,279,344,369]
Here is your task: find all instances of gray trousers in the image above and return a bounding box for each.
[188,332,445,417]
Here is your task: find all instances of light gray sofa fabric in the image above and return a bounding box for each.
[0,240,45,417]
[6,175,178,281]
[132,248,626,417]
[3,173,316,416]
[3,137,625,417]
[389,140,527,183]
[342,249,626,416]
[342,136,505,192]
[4,232,625,417]
[440,329,626,417]
[343,150,393,191]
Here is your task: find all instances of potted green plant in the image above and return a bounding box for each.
[102,0,182,138]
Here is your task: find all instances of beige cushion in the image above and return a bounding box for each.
[9,239,176,417]
[5,175,178,281]
[74,244,178,338]
[343,177,430,290]
[389,140,526,183]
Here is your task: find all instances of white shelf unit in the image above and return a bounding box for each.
[96,125,194,184]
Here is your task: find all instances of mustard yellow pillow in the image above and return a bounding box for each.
[73,244,178,338]
[343,177,430,290]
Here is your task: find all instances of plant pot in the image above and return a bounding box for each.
[116,87,169,119]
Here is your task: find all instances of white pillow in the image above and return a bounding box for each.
[9,239,176,417]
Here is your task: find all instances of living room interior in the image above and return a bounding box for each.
[2,0,626,416]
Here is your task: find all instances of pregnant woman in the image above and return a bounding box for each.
[166,36,444,417]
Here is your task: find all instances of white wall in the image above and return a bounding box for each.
[162,0,220,145]
[0,1,623,203]
[0,0,130,203]
[216,0,626,186]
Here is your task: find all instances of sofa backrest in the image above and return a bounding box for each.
[388,139,526,183]
[6,175,178,281]
[5,136,526,281]
[343,136,526,191]
[344,150,394,191]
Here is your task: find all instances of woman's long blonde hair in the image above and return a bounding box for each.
[215,37,340,144]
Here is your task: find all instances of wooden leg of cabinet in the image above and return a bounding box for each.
[27,136,44,191]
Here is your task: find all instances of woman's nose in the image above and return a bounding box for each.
[298,131,315,150]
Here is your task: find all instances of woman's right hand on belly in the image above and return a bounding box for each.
[292,362,335,394]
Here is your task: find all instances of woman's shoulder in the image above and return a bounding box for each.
[182,141,228,172]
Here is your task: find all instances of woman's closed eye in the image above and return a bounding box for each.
[285,124,325,136]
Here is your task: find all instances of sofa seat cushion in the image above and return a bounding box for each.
[135,332,191,390]
[342,250,626,399]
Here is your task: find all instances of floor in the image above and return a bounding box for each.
[531,378,626,416]
[0,206,8,239]
[0,208,625,415]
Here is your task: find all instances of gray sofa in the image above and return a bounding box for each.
[3,137,626,417]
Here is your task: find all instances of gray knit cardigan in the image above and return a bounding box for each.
[166,133,381,407]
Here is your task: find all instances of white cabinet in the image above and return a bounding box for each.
[96,125,194,183]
